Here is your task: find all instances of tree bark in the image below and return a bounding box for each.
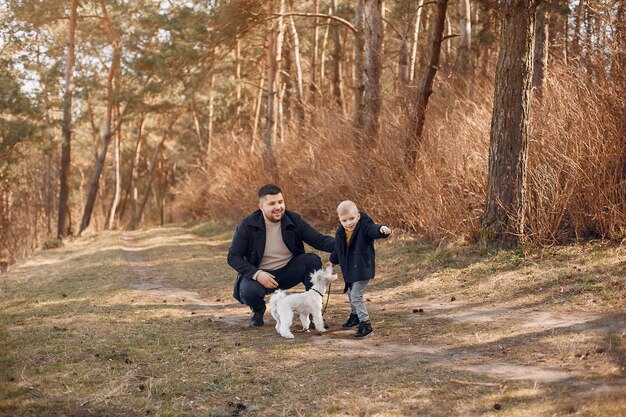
[330,0,346,115]
[80,2,121,234]
[309,0,320,110]
[107,47,123,230]
[136,123,172,229]
[235,34,242,128]
[363,0,384,145]
[251,66,265,152]
[288,16,305,122]
[406,0,448,168]
[57,0,79,239]
[409,0,425,82]
[353,0,365,141]
[107,109,121,230]
[207,72,215,155]
[319,5,331,100]
[479,0,537,250]
[532,1,549,100]
[79,48,122,233]
[118,116,144,224]
[457,0,471,69]
[262,1,281,177]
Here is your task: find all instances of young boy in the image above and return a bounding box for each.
[330,200,391,338]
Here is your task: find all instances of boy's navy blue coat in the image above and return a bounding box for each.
[228,209,335,302]
[330,211,388,285]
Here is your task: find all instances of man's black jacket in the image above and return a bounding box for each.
[227,210,335,301]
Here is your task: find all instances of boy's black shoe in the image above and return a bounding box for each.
[341,313,360,329]
[353,321,373,338]
[250,309,265,327]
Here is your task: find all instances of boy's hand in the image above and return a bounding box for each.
[380,226,392,235]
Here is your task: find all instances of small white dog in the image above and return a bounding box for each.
[269,266,337,339]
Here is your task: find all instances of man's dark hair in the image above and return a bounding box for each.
[258,184,282,199]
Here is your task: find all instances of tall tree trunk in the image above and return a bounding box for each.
[353,0,365,141]
[135,124,171,230]
[273,0,286,144]
[309,0,320,110]
[479,0,537,250]
[319,5,332,100]
[406,0,448,168]
[118,116,144,223]
[128,129,144,230]
[363,0,384,145]
[57,0,78,239]
[207,72,215,155]
[107,112,121,229]
[330,0,346,115]
[288,16,305,122]
[235,34,242,128]
[251,66,265,151]
[532,2,549,100]
[572,0,585,62]
[107,51,123,230]
[614,2,625,77]
[262,1,281,177]
[457,0,471,69]
[397,6,409,87]
[409,0,425,82]
[79,45,122,234]
[283,37,293,124]
[444,14,452,65]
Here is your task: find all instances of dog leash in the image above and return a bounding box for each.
[310,285,332,315]
[322,283,331,315]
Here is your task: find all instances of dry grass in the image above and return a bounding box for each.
[1,223,624,416]
[174,63,625,246]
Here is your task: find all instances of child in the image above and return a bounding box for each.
[330,200,391,338]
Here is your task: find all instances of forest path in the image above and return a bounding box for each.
[2,223,624,416]
[119,225,625,389]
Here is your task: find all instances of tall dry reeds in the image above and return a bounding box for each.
[174,65,625,246]
[527,65,626,244]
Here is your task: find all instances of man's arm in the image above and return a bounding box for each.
[297,217,336,253]
[227,223,259,280]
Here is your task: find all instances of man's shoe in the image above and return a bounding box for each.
[250,310,264,327]
[341,313,360,329]
[353,321,372,338]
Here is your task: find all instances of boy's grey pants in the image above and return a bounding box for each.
[348,280,370,322]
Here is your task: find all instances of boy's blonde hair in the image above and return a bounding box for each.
[337,200,358,215]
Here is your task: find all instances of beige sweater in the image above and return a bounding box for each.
[254,220,293,279]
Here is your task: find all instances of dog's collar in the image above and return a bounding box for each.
[311,288,324,297]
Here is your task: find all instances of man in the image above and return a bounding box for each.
[227,184,335,326]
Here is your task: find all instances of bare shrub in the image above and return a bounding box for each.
[174,66,625,245]
[527,65,626,244]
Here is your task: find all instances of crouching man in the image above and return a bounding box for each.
[227,184,335,326]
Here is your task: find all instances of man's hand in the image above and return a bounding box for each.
[256,271,278,289]
[380,226,392,235]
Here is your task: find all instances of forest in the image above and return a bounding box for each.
[1,0,624,263]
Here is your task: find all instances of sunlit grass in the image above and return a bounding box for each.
[1,224,624,416]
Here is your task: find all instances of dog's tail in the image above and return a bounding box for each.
[269,289,286,312]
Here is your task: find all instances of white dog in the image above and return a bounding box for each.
[269,266,337,339]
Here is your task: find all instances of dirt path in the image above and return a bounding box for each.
[6,225,622,415]
[121,231,247,327]
[120,229,625,388]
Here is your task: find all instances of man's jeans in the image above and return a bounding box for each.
[238,253,322,313]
